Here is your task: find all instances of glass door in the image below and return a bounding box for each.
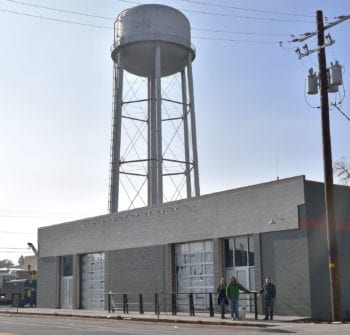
[60,255,73,309]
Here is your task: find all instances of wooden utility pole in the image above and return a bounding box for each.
[316,10,342,322]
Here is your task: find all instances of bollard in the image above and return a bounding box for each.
[123,294,129,314]
[254,292,258,320]
[189,293,195,316]
[139,294,144,314]
[154,293,160,316]
[108,291,112,313]
[171,293,177,315]
[209,293,214,317]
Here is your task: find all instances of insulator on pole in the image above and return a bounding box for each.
[329,61,343,86]
[306,68,318,95]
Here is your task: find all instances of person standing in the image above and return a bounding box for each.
[226,276,250,320]
[259,276,276,320]
[28,265,38,307]
[217,278,227,319]
[27,287,33,308]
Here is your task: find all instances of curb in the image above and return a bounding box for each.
[0,310,269,327]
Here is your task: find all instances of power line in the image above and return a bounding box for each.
[0,213,78,218]
[0,250,33,254]
[0,0,299,37]
[291,15,350,42]
[115,0,314,23]
[0,7,113,29]
[192,27,291,37]
[193,36,279,44]
[0,231,34,235]
[177,7,313,23]
[175,0,314,18]
[333,104,350,122]
[0,6,293,43]
[5,0,114,19]
[0,247,31,250]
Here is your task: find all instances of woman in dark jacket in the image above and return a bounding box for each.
[217,278,227,319]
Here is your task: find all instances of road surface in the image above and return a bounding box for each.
[0,314,349,335]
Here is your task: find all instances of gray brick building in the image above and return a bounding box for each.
[37,175,350,321]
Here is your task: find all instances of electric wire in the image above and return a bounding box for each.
[0,7,113,29]
[0,251,33,254]
[114,0,314,23]
[0,213,79,219]
[4,0,114,19]
[192,27,291,37]
[0,4,297,43]
[0,247,32,250]
[174,0,314,18]
[174,7,314,23]
[0,231,34,235]
[4,0,315,23]
[193,36,279,44]
[278,41,297,50]
[333,103,350,122]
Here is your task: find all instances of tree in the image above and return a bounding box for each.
[0,259,15,268]
[334,157,350,185]
[18,255,25,266]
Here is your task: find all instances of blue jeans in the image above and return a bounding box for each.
[218,296,226,316]
[228,298,239,319]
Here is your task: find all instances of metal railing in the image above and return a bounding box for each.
[107,291,258,320]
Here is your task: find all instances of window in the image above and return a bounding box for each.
[223,236,255,290]
[248,236,255,266]
[224,239,234,268]
[62,255,73,277]
[224,236,255,268]
[234,237,248,266]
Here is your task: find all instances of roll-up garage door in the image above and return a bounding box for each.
[81,252,105,310]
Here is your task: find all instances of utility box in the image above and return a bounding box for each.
[306,69,318,95]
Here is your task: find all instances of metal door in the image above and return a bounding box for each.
[60,276,73,308]
[81,253,105,310]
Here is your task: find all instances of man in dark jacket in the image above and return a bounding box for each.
[259,276,276,320]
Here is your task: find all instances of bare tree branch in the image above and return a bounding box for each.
[334,157,350,185]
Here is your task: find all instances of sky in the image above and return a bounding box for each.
[0,0,349,264]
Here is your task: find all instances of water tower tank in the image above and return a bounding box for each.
[111,4,196,77]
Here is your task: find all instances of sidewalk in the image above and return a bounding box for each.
[0,306,308,327]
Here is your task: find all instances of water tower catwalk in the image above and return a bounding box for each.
[109,4,200,212]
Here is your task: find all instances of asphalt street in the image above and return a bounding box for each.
[0,314,350,335]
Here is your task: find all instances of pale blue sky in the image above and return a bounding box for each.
[0,0,349,263]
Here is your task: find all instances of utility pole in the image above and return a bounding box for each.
[316,10,342,322]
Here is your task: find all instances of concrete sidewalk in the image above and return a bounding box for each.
[0,306,308,327]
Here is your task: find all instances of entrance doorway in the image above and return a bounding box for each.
[224,236,255,311]
[60,255,73,309]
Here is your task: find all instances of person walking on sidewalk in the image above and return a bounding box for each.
[226,276,250,320]
[217,278,228,319]
[259,276,276,320]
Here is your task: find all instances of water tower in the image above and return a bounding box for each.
[109,4,200,212]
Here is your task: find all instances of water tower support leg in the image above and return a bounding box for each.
[109,54,124,213]
[148,76,158,206]
[187,53,200,196]
[155,42,163,204]
[181,69,192,199]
